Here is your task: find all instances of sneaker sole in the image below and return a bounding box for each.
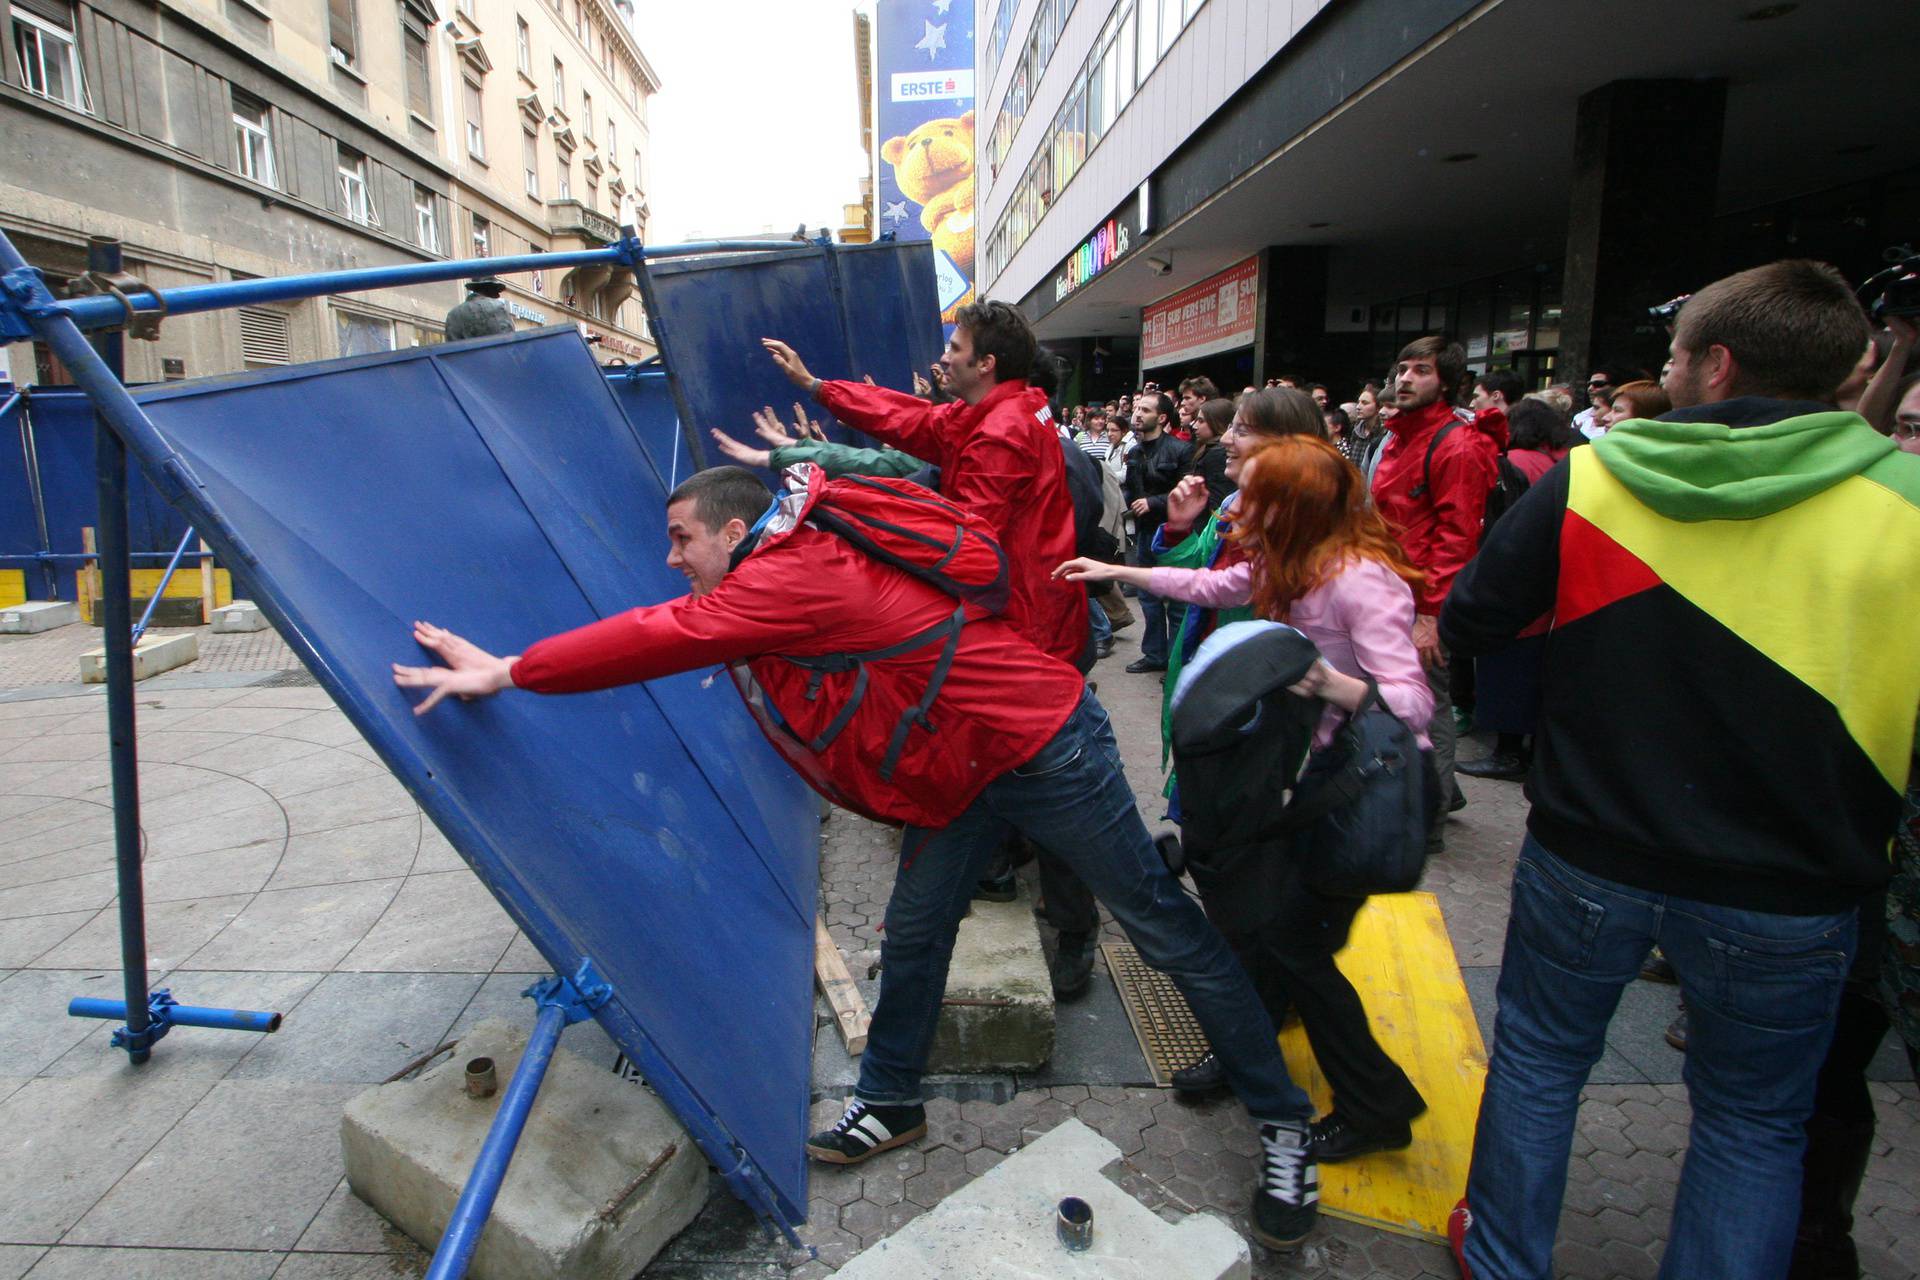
[1311,1134,1412,1164]
[1250,1215,1316,1252]
[804,1121,928,1165]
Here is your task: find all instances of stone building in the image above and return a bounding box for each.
[0,0,658,385]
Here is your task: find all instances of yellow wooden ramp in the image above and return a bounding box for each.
[0,569,23,609]
[1279,890,1487,1242]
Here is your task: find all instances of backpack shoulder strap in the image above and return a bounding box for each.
[1410,422,1458,500]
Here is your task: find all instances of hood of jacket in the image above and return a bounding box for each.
[1591,399,1897,521]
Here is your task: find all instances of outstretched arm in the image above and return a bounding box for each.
[392,622,518,716]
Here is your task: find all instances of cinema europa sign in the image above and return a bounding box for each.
[1052,214,1132,302]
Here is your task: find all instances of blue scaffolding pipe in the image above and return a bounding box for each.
[0,235,814,341]
[70,990,284,1039]
[0,550,215,565]
[129,527,197,644]
[423,999,569,1280]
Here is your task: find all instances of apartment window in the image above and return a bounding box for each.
[571,0,584,41]
[239,306,292,366]
[414,186,440,252]
[336,310,395,356]
[11,0,89,111]
[463,78,485,158]
[556,165,570,201]
[337,148,378,225]
[585,178,596,212]
[515,16,530,74]
[632,148,642,191]
[522,128,539,198]
[624,71,637,109]
[606,119,616,163]
[471,212,492,257]
[402,0,433,117]
[599,33,611,75]
[327,0,357,66]
[580,91,591,140]
[552,58,564,110]
[231,93,276,186]
[455,0,473,13]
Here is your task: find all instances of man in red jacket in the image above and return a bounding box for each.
[761,299,1087,669]
[392,463,1323,1251]
[1370,336,1498,841]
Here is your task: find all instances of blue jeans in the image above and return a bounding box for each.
[856,689,1312,1124]
[1463,838,1856,1280]
[1088,596,1112,650]
[1131,537,1169,663]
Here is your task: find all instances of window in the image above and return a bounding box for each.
[600,33,612,75]
[231,93,276,186]
[581,91,591,140]
[606,119,616,163]
[632,148,643,191]
[239,306,291,366]
[571,0,584,41]
[455,0,473,13]
[327,0,357,66]
[515,16,530,74]
[552,58,564,110]
[337,147,378,226]
[402,0,433,118]
[624,71,637,109]
[585,178,596,212]
[556,164,570,201]
[522,128,539,198]
[471,212,492,257]
[463,79,485,158]
[336,310,395,356]
[11,0,88,111]
[414,186,440,252]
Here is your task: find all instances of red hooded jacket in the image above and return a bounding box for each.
[511,466,1083,829]
[815,378,1088,666]
[1370,398,1500,615]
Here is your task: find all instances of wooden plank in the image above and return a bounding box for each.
[79,526,100,624]
[815,916,870,1057]
[199,539,215,624]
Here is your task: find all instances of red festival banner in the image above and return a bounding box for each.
[1140,256,1260,369]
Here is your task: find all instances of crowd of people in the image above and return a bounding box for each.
[395,261,1920,1277]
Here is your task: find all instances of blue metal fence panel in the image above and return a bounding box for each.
[0,393,40,591]
[124,328,818,1230]
[603,369,695,492]
[834,241,945,395]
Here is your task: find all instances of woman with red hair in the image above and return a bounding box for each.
[1056,435,1434,1164]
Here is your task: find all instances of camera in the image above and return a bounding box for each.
[1858,246,1920,321]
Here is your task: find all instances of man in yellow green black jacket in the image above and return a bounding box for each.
[1441,260,1920,1280]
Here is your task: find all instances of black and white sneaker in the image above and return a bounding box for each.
[1251,1121,1319,1250]
[804,1099,928,1166]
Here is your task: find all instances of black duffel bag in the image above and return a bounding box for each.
[1284,679,1437,897]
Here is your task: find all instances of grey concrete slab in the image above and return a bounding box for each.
[65,1079,361,1250]
[227,971,483,1084]
[294,1178,421,1254]
[1016,968,1155,1088]
[267,710,377,749]
[280,776,419,837]
[0,908,98,967]
[0,792,61,822]
[143,844,283,904]
[165,705,327,737]
[0,730,104,762]
[335,870,516,974]
[141,801,289,863]
[0,801,115,861]
[129,729,247,764]
[1461,964,1648,1085]
[20,1246,280,1278]
[271,1252,428,1278]
[446,972,620,1069]
[409,824,467,873]
[177,879,402,972]
[238,748,390,801]
[0,1246,42,1279]
[134,775,278,829]
[492,930,549,974]
[223,687,341,711]
[0,1073,216,1243]
[0,1074,28,1108]
[0,844,117,900]
[45,970,324,1079]
[174,732,328,775]
[35,892,254,972]
[267,816,422,892]
[0,969,134,1074]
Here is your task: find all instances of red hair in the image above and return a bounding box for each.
[1225,436,1422,620]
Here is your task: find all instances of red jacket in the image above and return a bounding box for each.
[816,378,1088,666]
[512,466,1083,829]
[1371,398,1499,615]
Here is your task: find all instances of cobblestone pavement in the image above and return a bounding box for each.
[0,617,1914,1279]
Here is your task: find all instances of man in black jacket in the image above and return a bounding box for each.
[1123,391,1190,673]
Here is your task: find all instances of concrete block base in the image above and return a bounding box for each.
[836,1118,1250,1279]
[0,600,79,633]
[341,1017,708,1280]
[211,600,270,632]
[925,885,1054,1074]
[80,632,198,683]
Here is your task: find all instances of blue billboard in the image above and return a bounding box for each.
[874,0,975,327]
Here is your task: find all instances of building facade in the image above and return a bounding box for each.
[975,0,1920,400]
[0,0,658,386]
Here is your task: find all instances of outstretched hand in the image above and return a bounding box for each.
[1165,474,1209,533]
[392,622,517,716]
[1052,557,1121,583]
[710,428,771,468]
[762,338,815,390]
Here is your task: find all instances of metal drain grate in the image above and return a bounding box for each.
[1102,940,1213,1088]
[251,669,319,688]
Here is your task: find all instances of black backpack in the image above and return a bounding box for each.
[1409,420,1529,544]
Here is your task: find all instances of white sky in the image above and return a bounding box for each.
[630,0,872,244]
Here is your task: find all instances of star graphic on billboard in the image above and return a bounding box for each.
[931,0,952,12]
[882,200,910,226]
[915,19,947,61]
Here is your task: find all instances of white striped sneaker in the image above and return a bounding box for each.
[1251,1120,1320,1250]
[804,1098,928,1165]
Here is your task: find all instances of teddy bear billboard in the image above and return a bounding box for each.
[875,0,975,331]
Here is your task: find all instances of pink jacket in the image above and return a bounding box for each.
[1148,556,1434,748]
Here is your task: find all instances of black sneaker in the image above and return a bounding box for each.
[972,870,1017,903]
[1051,931,1094,1001]
[1640,951,1678,983]
[1251,1121,1319,1250]
[1171,1051,1228,1097]
[1308,1111,1412,1163]
[1665,1008,1689,1053]
[804,1099,927,1165]
[1125,657,1168,674]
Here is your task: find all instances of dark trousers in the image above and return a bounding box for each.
[1038,849,1099,937]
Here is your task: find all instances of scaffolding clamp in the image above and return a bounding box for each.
[0,265,60,340]
[524,958,613,1026]
[69,268,170,341]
